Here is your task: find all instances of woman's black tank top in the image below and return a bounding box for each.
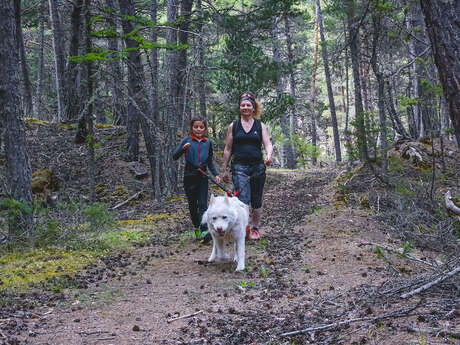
[231,119,263,164]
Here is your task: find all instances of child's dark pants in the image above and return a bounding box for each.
[183,173,208,230]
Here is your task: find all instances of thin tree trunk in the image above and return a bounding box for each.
[36,0,45,118]
[284,16,297,167]
[370,10,387,178]
[0,0,33,239]
[84,0,95,203]
[310,5,319,166]
[48,0,66,122]
[149,0,161,199]
[385,80,410,139]
[420,0,460,148]
[317,0,341,163]
[65,0,84,122]
[119,0,159,198]
[346,0,368,161]
[14,0,33,117]
[105,0,126,126]
[272,17,296,169]
[196,0,207,120]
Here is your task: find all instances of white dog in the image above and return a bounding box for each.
[202,195,249,271]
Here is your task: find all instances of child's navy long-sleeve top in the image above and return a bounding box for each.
[173,136,219,177]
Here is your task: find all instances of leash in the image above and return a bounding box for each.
[193,163,265,198]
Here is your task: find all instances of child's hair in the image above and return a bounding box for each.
[188,117,208,135]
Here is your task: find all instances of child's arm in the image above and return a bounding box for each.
[207,142,220,178]
[172,138,189,160]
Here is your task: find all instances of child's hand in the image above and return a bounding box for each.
[183,142,191,150]
[215,176,221,184]
[222,171,230,183]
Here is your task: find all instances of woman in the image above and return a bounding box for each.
[221,92,273,240]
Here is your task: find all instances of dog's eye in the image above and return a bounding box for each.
[212,216,217,220]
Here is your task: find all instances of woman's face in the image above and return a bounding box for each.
[191,121,206,138]
[239,100,254,117]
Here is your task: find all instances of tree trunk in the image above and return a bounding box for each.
[148,0,161,199]
[196,0,207,121]
[65,0,84,122]
[272,17,296,169]
[420,0,460,148]
[0,0,33,239]
[342,20,352,161]
[48,0,66,122]
[317,0,341,163]
[284,16,297,167]
[36,0,46,119]
[14,0,33,117]
[105,0,126,126]
[370,10,387,178]
[119,0,159,198]
[310,5,319,166]
[163,0,179,193]
[84,0,96,203]
[177,0,194,131]
[346,0,368,161]
[385,79,410,139]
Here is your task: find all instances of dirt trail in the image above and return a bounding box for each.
[13,169,455,345]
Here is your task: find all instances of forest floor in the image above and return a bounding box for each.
[0,121,459,345]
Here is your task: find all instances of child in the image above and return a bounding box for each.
[173,118,220,243]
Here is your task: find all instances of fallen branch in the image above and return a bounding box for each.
[167,310,203,323]
[112,191,144,210]
[407,327,460,339]
[401,267,460,299]
[280,306,416,337]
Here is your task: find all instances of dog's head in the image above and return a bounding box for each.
[203,195,238,237]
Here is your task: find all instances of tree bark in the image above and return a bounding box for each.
[272,17,296,169]
[149,0,161,199]
[105,0,126,126]
[196,0,207,121]
[36,0,46,119]
[346,0,368,161]
[0,0,33,239]
[65,0,84,122]
[310,5,319,166]
[119,0,159,198]
[284,16,297,167]
[84,0,96,203]
[14,0,33,117]
[385,79,410,139]
[48,0,66,122]
[420,0,460,147]
[317,0,341,163]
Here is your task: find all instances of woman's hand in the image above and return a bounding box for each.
[215,175,221,184]
[264,156,272,166]
[222,170,230,183]
[183,142,191,150]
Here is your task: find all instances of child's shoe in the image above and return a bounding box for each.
[194,228,202,239]
[248,226,260,240]
[198,230,212,244]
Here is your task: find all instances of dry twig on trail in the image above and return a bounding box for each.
[444,190,460,221]
[280,306,417,337]
[401,267,460,299]
[167,310,203,323]
[112,190,144,210]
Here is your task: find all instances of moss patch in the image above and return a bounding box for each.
[0,248,98,292]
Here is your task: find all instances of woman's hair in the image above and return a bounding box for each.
[188,117,207,135]
[239,92,262,119]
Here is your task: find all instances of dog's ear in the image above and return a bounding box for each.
[224,196,230,205]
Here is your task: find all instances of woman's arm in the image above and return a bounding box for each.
[221,123,233,182]
[261,122,273,166]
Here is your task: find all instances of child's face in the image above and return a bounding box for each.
[192,121,206,138]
